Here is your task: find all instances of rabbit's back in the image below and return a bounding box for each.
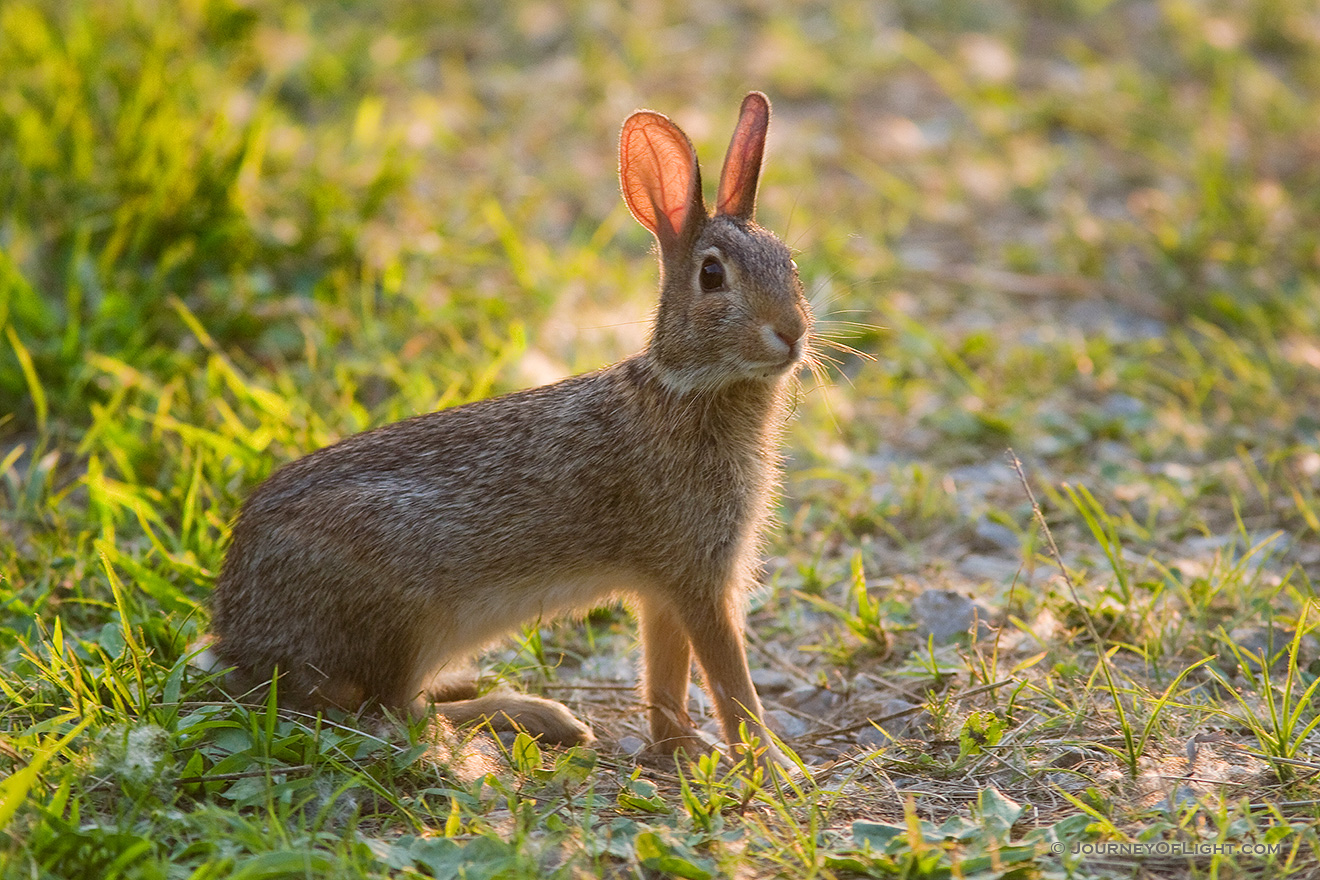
[210,355,784,709]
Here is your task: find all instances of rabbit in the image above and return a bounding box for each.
[206,91,811,765]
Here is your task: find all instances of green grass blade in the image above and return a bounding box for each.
[0,715,93,829]
[5,324,47,432]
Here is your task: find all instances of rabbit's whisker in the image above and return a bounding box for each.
[814,338,877,363]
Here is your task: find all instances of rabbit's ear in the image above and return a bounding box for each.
[620,111,703,252]
[716,92,770,221]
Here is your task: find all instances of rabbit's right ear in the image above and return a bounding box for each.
[620,111,703,253]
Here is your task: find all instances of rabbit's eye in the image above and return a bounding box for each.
[699,258,726,292]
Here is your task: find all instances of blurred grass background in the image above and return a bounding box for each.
[3,0,1320,876]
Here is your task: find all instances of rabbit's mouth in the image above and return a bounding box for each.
[744,352,805,378]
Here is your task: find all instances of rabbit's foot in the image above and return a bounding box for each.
[643,730,718,764]
[434,691,594,746]
[423,666,481,702]
[734,739,798,778]
[644,732,797,779]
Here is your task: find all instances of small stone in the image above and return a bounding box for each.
[856,725,889,750]
[1065,300,1166,341]
[617,735,646,757]
[947,461,1018,493]
[972,517,1020,553]
[1161,784,1201,812]
[912,589,991,644]
[1049,746,1098,769]
[958,553,1022,586]
[815,740,856,761]
[870,698,929,739]
[750,668,794,694]
[779,685,843,717]
[765,709,808,739]
[849,675,881,694]
[844,700,933,751]
[1102,393,1147,419]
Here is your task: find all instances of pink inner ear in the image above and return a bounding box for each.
[716,92,769,219]
[621,113,697,244]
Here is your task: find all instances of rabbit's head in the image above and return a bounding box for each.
[621,93,811,394]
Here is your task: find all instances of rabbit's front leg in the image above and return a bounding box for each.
[639,598,705,755]
[681,595,790,770]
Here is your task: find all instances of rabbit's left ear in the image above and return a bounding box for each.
[716,92,770,220]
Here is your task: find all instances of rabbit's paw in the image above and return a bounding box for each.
[642,731,718,765]
[436,691,594,746]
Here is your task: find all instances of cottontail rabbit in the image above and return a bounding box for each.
[207,92,810,764]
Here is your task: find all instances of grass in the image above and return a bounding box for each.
[3,0,1320,877]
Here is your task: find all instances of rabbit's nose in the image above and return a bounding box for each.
[763,323,804,357]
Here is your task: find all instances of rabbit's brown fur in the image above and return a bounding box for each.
[208,93,810,762]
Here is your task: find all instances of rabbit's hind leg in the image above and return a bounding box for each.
[422,664,481,702]
[194,638,371,714]
[432,692,594,746]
